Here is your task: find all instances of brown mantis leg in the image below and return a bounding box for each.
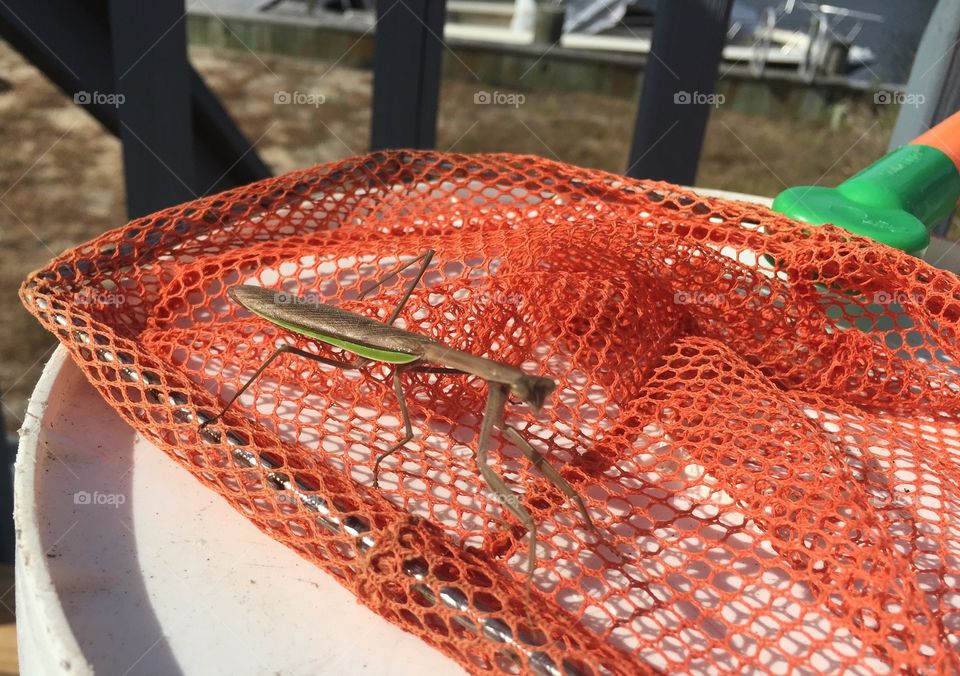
[483,393,596,532]
[384,366,602,575]
[413,365,597,537]
[201,345,357,428]
[495,420,619,564]
[477,383,539,581]
[372,367,413,488]
[370,363,468,484]
[408,366,466,375]
[358,249,435,326]
[498,425,599,538]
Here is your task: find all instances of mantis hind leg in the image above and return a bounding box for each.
[372,368,414,488]
[201,345,357,428]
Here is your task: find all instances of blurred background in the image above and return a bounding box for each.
[1,0,957,671]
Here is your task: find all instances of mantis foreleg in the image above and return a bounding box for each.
[477,383,539,581]
[499,424,598,538]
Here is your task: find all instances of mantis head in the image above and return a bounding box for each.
[511,375,556,413]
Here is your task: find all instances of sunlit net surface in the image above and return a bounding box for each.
[21,151,960,674]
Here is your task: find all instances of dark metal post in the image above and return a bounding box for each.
[108,0,196,217]
[370,0,446,149]
[0,0,271,216]
[627,0,733,184]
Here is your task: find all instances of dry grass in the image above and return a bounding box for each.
[0,42,898,431]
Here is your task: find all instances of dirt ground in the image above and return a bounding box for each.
[0,42,898,432]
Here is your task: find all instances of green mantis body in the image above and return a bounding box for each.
[202,251,596,580]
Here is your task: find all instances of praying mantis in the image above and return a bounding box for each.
[201,250,598,580]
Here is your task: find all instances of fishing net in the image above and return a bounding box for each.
[20,150,960,674]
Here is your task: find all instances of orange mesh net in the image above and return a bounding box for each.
[19,150,960,674]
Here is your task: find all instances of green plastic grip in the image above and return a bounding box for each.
[773,137,960,256]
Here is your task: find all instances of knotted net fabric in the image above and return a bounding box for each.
[20,151,960,674]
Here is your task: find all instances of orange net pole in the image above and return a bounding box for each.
[20,151,960,674]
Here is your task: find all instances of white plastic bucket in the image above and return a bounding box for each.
[15,346,463,675]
